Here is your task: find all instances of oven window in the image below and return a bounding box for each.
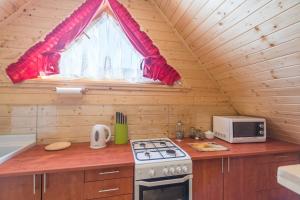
[233,122,261,137]
[140,181,189,200]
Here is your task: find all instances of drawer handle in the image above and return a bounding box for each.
[98,188,119,193]
[99,170,120,175]
[276,155,289,158]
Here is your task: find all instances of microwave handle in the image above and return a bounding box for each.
[137,175,193,187]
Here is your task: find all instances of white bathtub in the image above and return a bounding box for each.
[0,134,36,164]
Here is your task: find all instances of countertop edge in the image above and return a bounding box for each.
[0,161,134,178]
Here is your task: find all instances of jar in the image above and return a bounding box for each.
[175,121,184,141]
[189,127,196,139]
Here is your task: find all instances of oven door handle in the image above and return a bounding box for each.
[137,175,193,187]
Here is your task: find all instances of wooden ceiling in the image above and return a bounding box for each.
[153,0,300,143]
[0,0,30,23]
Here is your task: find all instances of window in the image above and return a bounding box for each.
[56,13,152,83]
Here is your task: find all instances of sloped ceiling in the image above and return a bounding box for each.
[153,0,300,143]
[0,0,31,23]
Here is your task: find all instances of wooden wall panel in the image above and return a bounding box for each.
[0,0,236,143]
[154,0,300,144]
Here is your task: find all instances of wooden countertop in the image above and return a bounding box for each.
[0,142,134,177]
[174,138,300,160]
[0,138,299,177]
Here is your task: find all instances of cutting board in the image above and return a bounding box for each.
[45,142,71,151]
[189,142,229,152]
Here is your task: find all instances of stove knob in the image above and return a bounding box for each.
[169,167,175,175]
[176,167,182,174]
[182,166,188,173]
[149,169,155,177]
[163,168,169,175]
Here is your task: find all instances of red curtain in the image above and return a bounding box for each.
[6,0,181,85]
[108,0,181,85]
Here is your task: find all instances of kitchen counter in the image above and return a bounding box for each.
[0,142,134,177]
[174,138,300,160]
[0,138,299,177]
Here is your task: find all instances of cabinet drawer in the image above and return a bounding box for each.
[271,153,300,162]
[91,194,132,200]
[84,177,133,199]
[85,166,133,182]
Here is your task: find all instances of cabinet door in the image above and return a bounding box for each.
[0,174,41,200]
[224,157,261,200]
[42,171,84,200]
[193,159,223,200]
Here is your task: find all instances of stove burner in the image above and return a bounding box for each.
[166,149,176,155]
[145,151,150,158]
[140,143,146,148]
[160,142,166,146]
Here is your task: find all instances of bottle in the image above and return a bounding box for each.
[176,121,184,141]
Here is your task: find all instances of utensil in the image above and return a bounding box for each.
[90,124,112,149]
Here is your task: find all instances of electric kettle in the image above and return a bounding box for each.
[90,124,112,149]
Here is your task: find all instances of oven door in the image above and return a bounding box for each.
[135,175,192,200]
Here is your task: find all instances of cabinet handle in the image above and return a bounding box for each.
[33,174,36,195]
[228,157,230,173]
[43,173,47,193]
[99,170,120,175]
[276,155,289,158]
[221,158,224,174]
[98,188,119,193]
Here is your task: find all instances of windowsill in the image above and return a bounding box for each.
[16,77,191,93]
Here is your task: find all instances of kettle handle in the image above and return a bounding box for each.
[103,125,112,143]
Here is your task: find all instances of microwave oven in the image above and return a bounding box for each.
[213,116,266,143]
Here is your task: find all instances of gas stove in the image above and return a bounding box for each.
[131,138,192,200]
[131,138,190,164]
[130,138,192,179]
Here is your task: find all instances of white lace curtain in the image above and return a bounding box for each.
[58,13,151,83]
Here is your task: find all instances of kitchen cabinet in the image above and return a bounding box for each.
[0,166,133,200]
[0,171,83,200]
[193,152,300,200]
[42,171,84,200]
[0,174,41,200]
[84,166,133,200]
[193,158,223,200]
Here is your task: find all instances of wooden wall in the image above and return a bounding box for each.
[0,0,236,143]
[154,0,300,144]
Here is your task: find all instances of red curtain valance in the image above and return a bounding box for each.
[6,0,181,85]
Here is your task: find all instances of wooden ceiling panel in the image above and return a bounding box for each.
[0,0,31,23]
[154,0,300,144]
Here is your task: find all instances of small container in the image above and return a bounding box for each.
[114,124,128,144]
[205,130,215,140]
[175,121,184,141]
[195,129,204,140]
[189,127,196,139]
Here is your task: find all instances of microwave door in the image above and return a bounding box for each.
[136,175,192,200]
[232,122,264,138]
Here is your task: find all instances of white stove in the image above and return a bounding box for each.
[131,138,192,200]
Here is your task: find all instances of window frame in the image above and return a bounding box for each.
[20,77,190,92]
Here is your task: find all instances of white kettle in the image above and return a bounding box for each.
[90,124,112,149]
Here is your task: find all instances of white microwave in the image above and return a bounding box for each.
[213,116,266,143]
